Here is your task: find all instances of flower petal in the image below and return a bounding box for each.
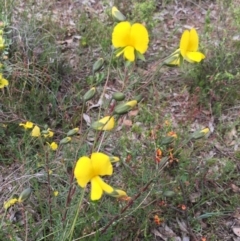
[95,176,114,194]
[130,23,149,54]
[123,46,135,61]
[112,21,131,48]
[188,28,198,52]
[186,51,205,62]
[91,152,113,176]
[74,156,94,187]
[91,176,103,200]
[180,30,190,57]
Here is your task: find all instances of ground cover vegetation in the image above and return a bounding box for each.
[1,0,240,240]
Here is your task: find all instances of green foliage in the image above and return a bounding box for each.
[131,0,157,29]
[185,38,240,115]
[1,0,240,240]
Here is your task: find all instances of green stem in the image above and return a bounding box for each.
[67,188,86,241]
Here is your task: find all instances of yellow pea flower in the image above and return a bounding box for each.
[47,142,58,151]
[19,121,34,129]
[0,73,8,88]
[180,28,205,63]
[43,128,54,138]
[4,198,18,209]
[31,125,41,137]
[74,152,127,200]
[112,21,149,61]
[53,191,59,197]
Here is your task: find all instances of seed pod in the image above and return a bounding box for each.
[93,58,104,73]
[83,87,96,102]
[112,92,125,101]
[18,188,32,203]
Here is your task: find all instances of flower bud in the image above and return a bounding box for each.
[67,127,79,136]
[109,189,127,198]
[91,116,115,131]
[18,188,32,203]
[112,92,125,101]
[191,127,210,140]
[109,156,120,163]
[92,58,104,73]
[114,100,137,115]
[112,6,126,21]
[83,87,96,102]
[60,137,71,144]
[164,49,181,66]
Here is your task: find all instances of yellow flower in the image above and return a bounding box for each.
[4,198,18,210]
[112,21,149,61]
[74,152,126,200]
[92,116,115,131]
[180,28,205,63]
[0,73,8,88]
[31,125,41,137]
[53,191,59,197]
[47,142,58,151]
[19,121,34,129]
[43,128,54,138]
